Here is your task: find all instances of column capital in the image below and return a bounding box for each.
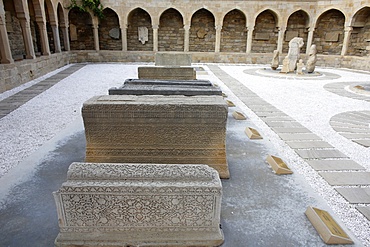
[152,24,159,29]
[183,24,190,31]
[344,26,353,32]
[308,27,315,32]
[215,25,222,31]
[247,26,254,32]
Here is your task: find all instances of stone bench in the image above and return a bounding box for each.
[138,66,196,80]
[108,78,222,96]
[82,95,230,178]
[53,162,224,247]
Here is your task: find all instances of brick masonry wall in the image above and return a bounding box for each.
[6,12,26,58]
[220,10,247,53]
[99,8,122,51]
[283,10,309,53]
[313,9,344,55]
[127,9,153,51]
[69,8,95,50]
[252,10,278,53]
[348,13,370,57]
[158,9,184,52]
[189,9,216,52]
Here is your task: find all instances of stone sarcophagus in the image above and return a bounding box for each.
[138,66,196,80]
[82,95,229,178]
[53,162,224,247]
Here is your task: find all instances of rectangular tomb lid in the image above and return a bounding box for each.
[123,78,213,86]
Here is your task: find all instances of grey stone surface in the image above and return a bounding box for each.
[123,78,212,86]
[306,160,365,171]
[138,66,196,80]
[340,133,370,139]
[352,139,370,147]
[333,127,370,133]
[260,116,295,121]
[278,133,322,141]
[356,207,370,221]
[82,95,229,178]
[295,149,348,159]
[285,141,334,149]
[155,53,192,66]
[319,172,370,185]
[335,188,370,203]
[109,28,120,39]
[54,162,223,247]
[272,127,311,133]
[265,121,304,128]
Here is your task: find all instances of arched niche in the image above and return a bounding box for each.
[189,8,215,52]
[221,9,247,52]
[158,8,184,51]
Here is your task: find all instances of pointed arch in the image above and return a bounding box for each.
[189,8,215,52]
[252,9,278,53]
[57,3,66,51]
[99,8,122,50]
[68,7,94,50]
[283,10,310,53]
[221,9,247,52]
[127,8,153,51]
[348,7,370,56]
[313,9,345,55]
[44,0,56,53]
[158,8,184,51]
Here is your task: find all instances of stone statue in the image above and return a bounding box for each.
[138,27,148,44]
[271,50,279,70]
[280,56,290,73]
[296,59,304,75]
[306,44,317,73]
[287,37,304,72]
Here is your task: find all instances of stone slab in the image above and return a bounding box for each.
[340,133,370,139]
[335,188,370,203]
[295,149,348,159]
[278,133,322,141]
[265,121,304,128]
[138,66,196,80]
[254,112,285,117]
[272,127,311,133]
[333,127,370,133]
[260,116,295,121]
[155,53,192,66]
[53,162,223,247]
[356,207,370,221]
[352,139,370,147]
[108,84,222,96]
[123,78,212,86]
[306,160,365,171]
[319,172,370,186]
[82,95,229,178]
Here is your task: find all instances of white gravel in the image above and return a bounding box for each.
[201,64,370,247]
[0,63,369,246]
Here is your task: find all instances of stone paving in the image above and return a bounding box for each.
[0,64,85,119]
[208,65,370,221]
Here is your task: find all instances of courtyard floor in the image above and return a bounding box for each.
[0,63,369,246]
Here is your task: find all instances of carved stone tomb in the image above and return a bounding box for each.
[82,95,230,178]
[53,162,224,247]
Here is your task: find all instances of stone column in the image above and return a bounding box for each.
[36,19,50,55]
[184,24,190,52]
[18,16,35,59]
[277,26,286,54]
[51,23,61,53]
[93,24,99,51]
[306,27,314,55]
[0,13,14,63]
[153,24,158,52]
[60,23,70,51]
[246,26,254,53]
[215,25,222,52]
[121,26,127,51]
[341,26,353,56]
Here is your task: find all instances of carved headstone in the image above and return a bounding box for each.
[53,162,224,247]
[287,37,304,72]
[138,26,148,44]
[271,50,280,70]
[82,95,230,178]
[306,44,317,73]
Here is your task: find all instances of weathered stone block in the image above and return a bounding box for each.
[108,79,221,96]
[138,66,196,80]
[82,95,230,178]
[53,162,224,247]
[155,52,192,66]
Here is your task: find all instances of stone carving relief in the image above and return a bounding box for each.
[197,28,208,39]
[109,28,120,40]
[138,26,148,44]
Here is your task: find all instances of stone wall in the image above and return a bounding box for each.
[127,8,153,51]
[189,9,216,52]
[158,9,184,52]
[69,8,95,50]
[5,11,25,58]
[283,11,309,54]
[99,8,122,51]
[221,10,247,53]
[252,10,278,53]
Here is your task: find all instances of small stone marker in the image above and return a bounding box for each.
[245,127,263,139]
[222,92,227,98]
[232,111,246,120]
[226,100,235,107]
[305,206,353,245]
[266,155,293,175]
